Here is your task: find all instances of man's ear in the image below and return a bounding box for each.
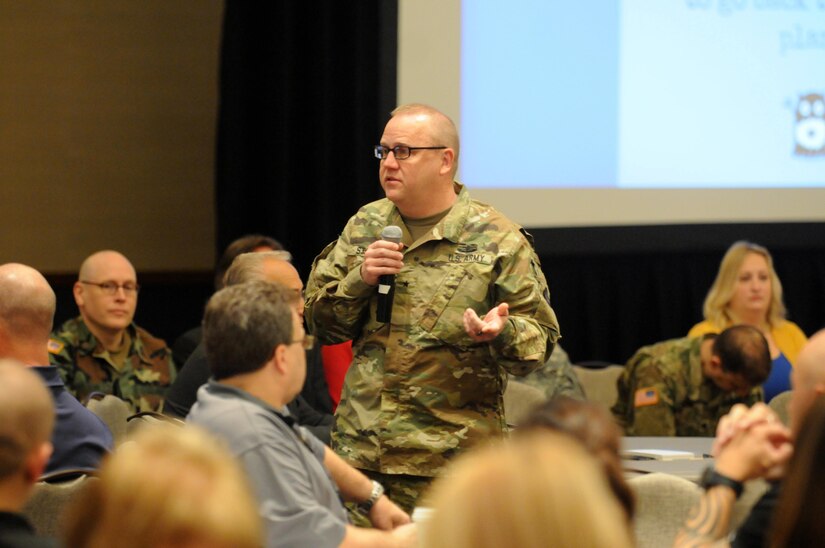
[270,344,288,375]
[707,355,723,376]
[23,442,52,484]
[72,281,85,308]
[439,148,455,176]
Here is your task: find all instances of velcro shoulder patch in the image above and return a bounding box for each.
[634,386,660,408]
[47,339,64,355]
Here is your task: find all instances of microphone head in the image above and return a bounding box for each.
[381,225,403,244]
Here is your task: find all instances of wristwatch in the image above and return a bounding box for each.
[357,480,385,514]
[700,466,743,499]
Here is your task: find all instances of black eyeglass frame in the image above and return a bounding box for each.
[373,145,447,160]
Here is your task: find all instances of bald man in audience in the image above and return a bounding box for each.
[165,252,333,442]
[49,250,176,412]
[0,263,112,474]
[676,328,825,547]
[0,359,58,547]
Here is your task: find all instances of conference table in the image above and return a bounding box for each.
[621,436,714,482]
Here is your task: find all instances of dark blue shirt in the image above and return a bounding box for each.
[763,353,792,403]
[34,366,113,474]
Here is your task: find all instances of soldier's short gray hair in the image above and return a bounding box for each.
[223,251,293,288]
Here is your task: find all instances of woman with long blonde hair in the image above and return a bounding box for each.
[689,241,807,400]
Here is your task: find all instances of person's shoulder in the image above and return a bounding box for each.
[354,197,394,219]
[49,317,93,357]
[688,320,719,338]
[630,337,693,370]
[132,324,171,353]
[774,320,807,340]
[51,317,88,342]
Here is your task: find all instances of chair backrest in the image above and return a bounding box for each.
[22,472,98,537]
[126,411,185,439]
[768,390,792,427]
[86,394,131,446]
[572,364,623,409]
[503,381,546,428]
[628,472,702,548]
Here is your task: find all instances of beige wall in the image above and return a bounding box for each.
[0,1,222,272]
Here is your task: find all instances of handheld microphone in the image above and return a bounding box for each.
[376,225,402,323]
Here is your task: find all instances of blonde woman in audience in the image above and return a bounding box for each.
[689,241,807,401]
[420,433,633,548]
[62,425,262,548]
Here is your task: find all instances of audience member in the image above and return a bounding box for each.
[420,433,633,548]
[689,241,807,400]
[171,233,285,366]
[510,344,585,401]
[519,397,634,523]
[62,425,262,548]
[674,328,825,547]
[0,263,112,474]
[165,251,334,442]
[769,395,825,547]
[612,325,770,436]
[305,103,560,512]
[49,250,176,413]
[188,282,415,547]
[0,359,57,548]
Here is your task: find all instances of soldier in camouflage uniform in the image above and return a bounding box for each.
[305,104,560,513]
[49,250,175,413]
[611,325,770,436]
[510,343,585,401]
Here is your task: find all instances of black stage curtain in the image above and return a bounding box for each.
[215,1,397,277]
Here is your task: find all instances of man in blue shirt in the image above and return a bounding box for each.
[0,263,112,473]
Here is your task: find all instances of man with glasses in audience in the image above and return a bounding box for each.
[189,282,415,547]
[305,103,560,513]
[49,250,176,412]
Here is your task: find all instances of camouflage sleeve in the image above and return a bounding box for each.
[305,232,376,345]
[617,354,677,436]
[489,232,560,376]
[47,335,81,399]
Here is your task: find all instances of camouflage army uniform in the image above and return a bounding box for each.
[611,336,761,436]
[305,183,560,482]
[509,343,584,401]
[49,317,176,413]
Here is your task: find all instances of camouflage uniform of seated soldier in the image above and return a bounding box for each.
[510,343,585,401]
[49,250,175,413]
[611,325,769,437]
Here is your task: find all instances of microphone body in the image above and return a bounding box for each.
[376,225,403,323]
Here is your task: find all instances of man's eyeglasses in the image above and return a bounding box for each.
[80,281,140,296]
[374,145,447,160]
[292,334,315,351]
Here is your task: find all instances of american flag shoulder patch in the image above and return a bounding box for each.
[634,386,660,407]
[47,339,64,355]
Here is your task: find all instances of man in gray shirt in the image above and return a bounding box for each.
[188,281,415,548]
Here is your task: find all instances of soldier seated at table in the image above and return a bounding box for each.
[611,325,770,436]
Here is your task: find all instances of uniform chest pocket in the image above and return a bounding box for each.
[419,265,490,347]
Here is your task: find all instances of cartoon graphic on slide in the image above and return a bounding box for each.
[794,93,825,157]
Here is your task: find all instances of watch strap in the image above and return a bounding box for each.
[701,467,744,498]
